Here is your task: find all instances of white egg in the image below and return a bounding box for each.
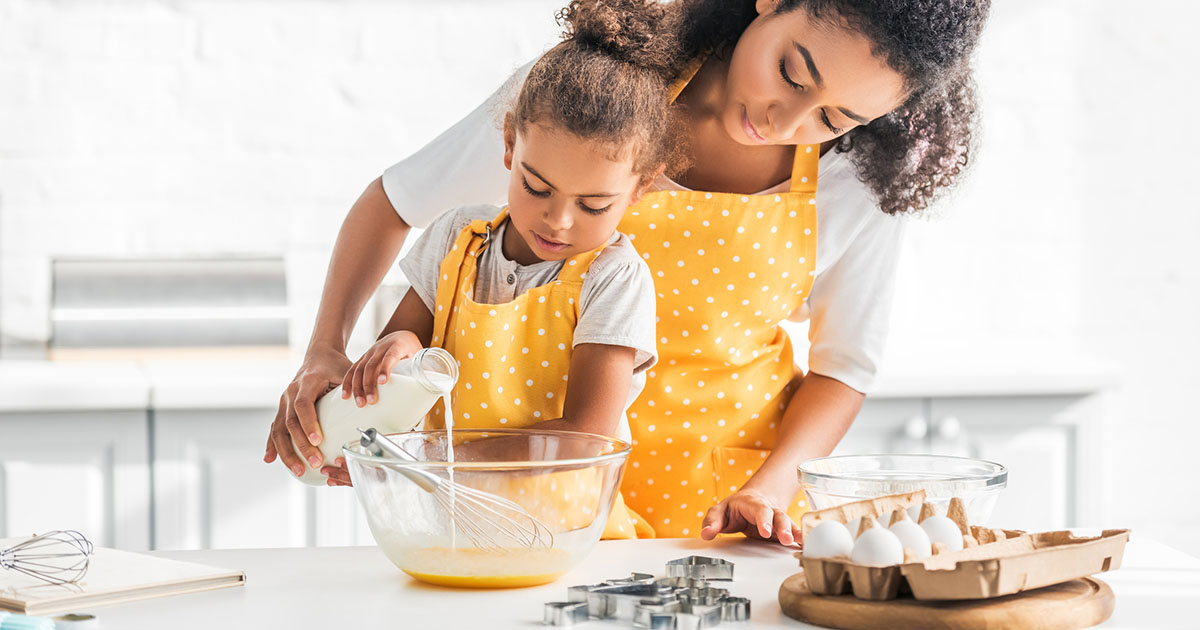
[920,515,965,552]
[846,517,863,539]
[889,519,932,559]
[906,504,921,522]
[803,520,854,559]
[850,526,904,566]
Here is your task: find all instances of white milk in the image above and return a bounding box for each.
[292,348,457,486]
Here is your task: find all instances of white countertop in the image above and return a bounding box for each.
[88,536,1199,629]
[0,355,1116,413]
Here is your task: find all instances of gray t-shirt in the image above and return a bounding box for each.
[399,204,658,437]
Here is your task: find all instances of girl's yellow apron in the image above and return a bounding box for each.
[427,208,654,539]
[614,74,820,537]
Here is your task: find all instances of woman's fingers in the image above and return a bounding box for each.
[264,393,286,463]
[270,394,306,477]
[286,384,326,470]
[773,509,796,546]
[293,381,325,450]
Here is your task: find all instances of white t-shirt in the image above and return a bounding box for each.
[399,204,658,441]
[382,63,906,394]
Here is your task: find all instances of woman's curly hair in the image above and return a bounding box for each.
[671,0,991,215]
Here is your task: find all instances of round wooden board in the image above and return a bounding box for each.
[779,572,1114,630]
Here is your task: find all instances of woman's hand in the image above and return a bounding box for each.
[341,330,423,405]
[264,345,352,476]
[699,488,803,546]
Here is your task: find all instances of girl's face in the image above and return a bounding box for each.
[502,120,652,265]
[720,0,908,146]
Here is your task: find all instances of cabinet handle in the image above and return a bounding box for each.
[933,416,976,458]
[904,416,928,440]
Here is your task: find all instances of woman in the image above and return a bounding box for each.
[265,0,990,545]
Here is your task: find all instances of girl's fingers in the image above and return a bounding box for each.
[350,355,369,407]
[361,349,386,403]
[377,347,406,386]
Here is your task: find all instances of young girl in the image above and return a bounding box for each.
[268,0,991,544]
[324,0,686,537]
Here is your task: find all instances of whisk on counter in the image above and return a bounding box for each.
[357,428,555,552]
[0,530,93,585]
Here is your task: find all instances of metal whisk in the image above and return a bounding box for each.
[357,428,555,552]
[1,530,93,585]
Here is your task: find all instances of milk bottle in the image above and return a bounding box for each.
[292,347,457,486]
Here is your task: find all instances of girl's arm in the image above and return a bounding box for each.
[535,343,637,437]
[700,372,865,546]
[341,287,436,405]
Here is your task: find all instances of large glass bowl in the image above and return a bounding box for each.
[343,428,630,588]
[798,454,1008,525]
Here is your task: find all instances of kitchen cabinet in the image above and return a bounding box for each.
[1,358,1110,550]
[152,407,374,550]
[0,409,151,550]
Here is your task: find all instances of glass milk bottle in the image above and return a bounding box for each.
[292,347,457,485]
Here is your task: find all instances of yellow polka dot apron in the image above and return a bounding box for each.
[615,74,820,537]
[427,207,654,540]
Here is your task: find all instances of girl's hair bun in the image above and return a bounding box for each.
[557,0,675,79]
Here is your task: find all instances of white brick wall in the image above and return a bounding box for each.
[2,0,1198,554]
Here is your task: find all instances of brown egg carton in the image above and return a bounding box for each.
[796,491,1130,601]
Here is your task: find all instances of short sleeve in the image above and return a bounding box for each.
[381,61,534,229]
[574,240,658,374]
[805,184,906,394]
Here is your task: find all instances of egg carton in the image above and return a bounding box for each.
[796,491,1130,601]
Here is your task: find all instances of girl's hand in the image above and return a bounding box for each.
[699,488,803,546]
[342,331,423,407]
[265,345,351,476]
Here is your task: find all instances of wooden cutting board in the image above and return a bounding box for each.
[778,572,1114,630]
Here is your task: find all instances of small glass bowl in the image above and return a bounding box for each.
[798,454,1008,525]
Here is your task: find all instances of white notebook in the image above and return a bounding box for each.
[0,538,245,616]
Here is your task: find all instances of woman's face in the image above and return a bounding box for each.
[502,120,648,265]
[720,0,908,146]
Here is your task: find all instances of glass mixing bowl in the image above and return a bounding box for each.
[343,428,630,588]
[798,454,1008,525]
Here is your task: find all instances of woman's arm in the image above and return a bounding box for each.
[700,371,865,545]
[264,177,410,476]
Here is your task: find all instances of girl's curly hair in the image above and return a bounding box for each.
[511,0,690,179]
[671,0,991,215]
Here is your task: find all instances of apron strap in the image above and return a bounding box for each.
[789,145,820,194]
[430,208,509,347]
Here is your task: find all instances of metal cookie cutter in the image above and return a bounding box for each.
[678,586,730,607]
[665,556,735,581]
[544,601,588,627]
[583,583,674,620]
[720,597,751,622]
[605,572,657,586]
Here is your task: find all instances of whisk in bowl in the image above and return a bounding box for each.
[1,530,93,585]
[356,428,554,552]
